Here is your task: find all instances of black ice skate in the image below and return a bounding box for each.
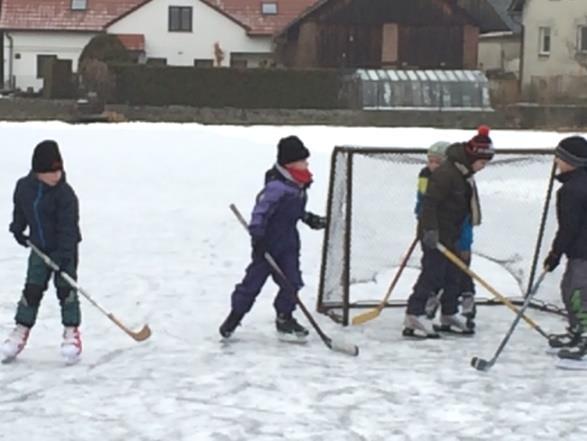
[219,311,244,339]
[556,337,587,370]
[276,313,309,343]
[547,326,582,355]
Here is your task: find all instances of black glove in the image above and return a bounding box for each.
[251,236,267,259]
[422,230,439,250]
[303,212,327,230]
[13,232,29,248]
[544,251,561,272]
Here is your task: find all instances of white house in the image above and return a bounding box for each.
[0,0,317,92]
[509,0,587,100]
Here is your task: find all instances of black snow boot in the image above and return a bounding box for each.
[219,311,244,338]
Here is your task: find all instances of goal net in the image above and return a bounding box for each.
[317,146,562,326]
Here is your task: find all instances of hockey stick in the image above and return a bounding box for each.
[230,203,359,357]
[28,241,152,342]
[438,243,549,339]
[352,236,418,325]
[471,271,547,372]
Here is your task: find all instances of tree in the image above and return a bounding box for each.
[78,33,132,102]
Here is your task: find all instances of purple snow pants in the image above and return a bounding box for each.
[231,250,303,316]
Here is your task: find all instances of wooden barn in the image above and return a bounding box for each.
[275,0,509,69]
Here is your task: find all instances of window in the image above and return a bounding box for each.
[71,0,87,10]
[194,59,214,67]
[230,59,247,68]
[261,2,278,15]
[37,55,57,78]
[579,26,587,52]
[539,27,551,55]
[146,58,167,66]
[169,6,192,32]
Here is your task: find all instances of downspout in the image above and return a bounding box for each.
[5,32,13,89]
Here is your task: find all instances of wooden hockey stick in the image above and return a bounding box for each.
[230,204,359,357]
[28,242,151,342]
[352,236,418,325]
[438,243,548,339]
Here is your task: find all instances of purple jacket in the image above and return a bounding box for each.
[249,165,309,254]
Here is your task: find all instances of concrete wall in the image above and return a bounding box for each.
[478,33,521,73]
[521,0,587,99]
[0,97,586,130]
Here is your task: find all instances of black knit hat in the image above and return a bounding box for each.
[32,140,63,173]
[277,136,310,166]
[465,125,495,161]
[555,136,587,168]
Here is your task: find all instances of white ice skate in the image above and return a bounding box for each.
[60,327,82,365]
[402,314,439,339]
[1,324,30,363]
[435,314,474,335]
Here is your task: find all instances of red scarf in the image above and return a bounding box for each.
[286,166,313,185]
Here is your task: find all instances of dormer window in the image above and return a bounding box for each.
[71,0,87,11]
[261,2,278,15]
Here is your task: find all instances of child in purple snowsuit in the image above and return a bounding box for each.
[219,136,326,340]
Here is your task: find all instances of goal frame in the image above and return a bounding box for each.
[316,146,561,326]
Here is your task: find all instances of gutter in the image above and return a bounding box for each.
[5,32,13,89]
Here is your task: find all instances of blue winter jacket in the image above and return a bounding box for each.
[9,171,81,260]
[249,165,309,255]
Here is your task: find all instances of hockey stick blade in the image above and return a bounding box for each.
[351,308,382,326]
[327,338,359,356]
[126,324,152,342]
[471,356,493,372]
[108,314,152,342]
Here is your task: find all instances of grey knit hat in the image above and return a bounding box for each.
[555,136,587,168]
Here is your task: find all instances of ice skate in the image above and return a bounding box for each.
[276,313,309,343]
[1,324,30,363]
[402,314,440,339]
[60,326,82,365]
[219,311,244,339]
[434,314,474,335]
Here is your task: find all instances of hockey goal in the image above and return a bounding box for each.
[317,146,563,326]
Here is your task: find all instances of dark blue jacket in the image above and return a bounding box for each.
[551,168,587,260]
[9,172,81,259]
[249,165,309,255]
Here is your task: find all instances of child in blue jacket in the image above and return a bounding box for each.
[1,140,82,364]
[219,136,326,341]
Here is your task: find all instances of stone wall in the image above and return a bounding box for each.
[0,97,585,130]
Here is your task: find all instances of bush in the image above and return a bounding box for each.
[110,65,344,109]
[79,34,132,102]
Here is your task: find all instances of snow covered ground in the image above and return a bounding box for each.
[0,122,585,441]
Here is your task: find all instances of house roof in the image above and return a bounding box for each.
[116,33,145,51]
[279,0,512,36]
[455,0,515,33]
[0,0,150,32]
[486,0,521,33]
[201,0,319,36]
[508,0,525,13]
